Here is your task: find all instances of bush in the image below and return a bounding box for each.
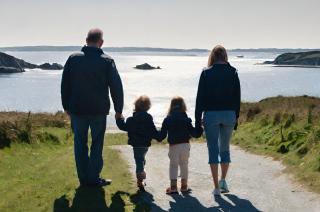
[284,114,295,128]
[297,145,309,156]
[277,144,289,154]
[273,113,281,125]
[246,106,262,121]
[36,132,60,144]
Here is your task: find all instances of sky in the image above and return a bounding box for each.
[1,0,319,49]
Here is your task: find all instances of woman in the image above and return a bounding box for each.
[195,45,241,196]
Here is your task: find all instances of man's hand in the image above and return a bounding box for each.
[234,119,239,130]
[115,112,124,120]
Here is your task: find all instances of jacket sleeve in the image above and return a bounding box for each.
[107,60,124,114]
[188,118,203,138]
[116,118,127,131]
[234,71,241,118]
[158,118,168,141]
[195,71,206,128]
[61,57,71,111]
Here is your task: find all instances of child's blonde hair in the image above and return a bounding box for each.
[168,96,187,115]
[134,95,151,112]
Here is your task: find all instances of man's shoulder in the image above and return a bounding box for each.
[69,52,85,59]
[100,53,114,63]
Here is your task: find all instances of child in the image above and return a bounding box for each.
[116,95,161,190]
[160,96,203,194]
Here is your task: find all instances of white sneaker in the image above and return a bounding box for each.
[213,188,221,196]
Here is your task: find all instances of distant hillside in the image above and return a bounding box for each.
[264,51,320,66]
[1,46,319,53]
[0,46,209,53]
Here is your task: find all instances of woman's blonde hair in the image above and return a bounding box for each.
[168,96,187,115]
[134,95,151,112]
[208,45,228,67]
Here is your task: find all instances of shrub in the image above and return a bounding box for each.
[297,145,309,156]
[284,114,295,128]
[36,132,60,144]
[277,144,289,154]
[259,116,269,127]
[273,113,281,125]
[246,106,262,121]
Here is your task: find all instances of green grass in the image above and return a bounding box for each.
[232,96,320,193]
[0,128,150,212]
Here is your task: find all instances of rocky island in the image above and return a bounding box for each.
[263,51,320,67]
[134,63,161,70]
[0,52,63,73]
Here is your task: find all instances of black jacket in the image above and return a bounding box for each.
[116,111,161,147]
[61,46,123,115]
[195,63,241,127]
[160,111,202,145]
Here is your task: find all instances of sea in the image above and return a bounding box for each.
[0,50,319,128]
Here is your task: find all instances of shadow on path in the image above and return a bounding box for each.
[54,186,113,212]
[53,186,163,212]
[167,193,261,212]
[53,186,261,212]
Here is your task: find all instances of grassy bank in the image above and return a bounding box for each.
[1,95,320,211]
[0,113,149,212]
[233,96,320,193]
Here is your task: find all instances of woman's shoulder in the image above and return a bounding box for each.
[227,63,237,73]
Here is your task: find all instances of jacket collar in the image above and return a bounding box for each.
[81,46,104,55]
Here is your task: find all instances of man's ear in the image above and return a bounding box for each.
[99,40,104,48]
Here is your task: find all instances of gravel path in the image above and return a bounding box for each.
[115,143,320,212]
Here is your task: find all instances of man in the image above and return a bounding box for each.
[61,28,124,186]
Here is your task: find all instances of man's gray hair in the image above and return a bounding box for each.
[86,28,103,43]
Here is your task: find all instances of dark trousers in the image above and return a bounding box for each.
[133,147,149,173]
[71,114,106,184]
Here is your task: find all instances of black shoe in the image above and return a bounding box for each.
[88,178,112,187]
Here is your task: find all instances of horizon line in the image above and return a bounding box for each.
[1,45,320,51]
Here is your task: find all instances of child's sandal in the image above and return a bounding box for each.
[166,187,178,195]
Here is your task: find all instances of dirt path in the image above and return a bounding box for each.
[115,143,320,212]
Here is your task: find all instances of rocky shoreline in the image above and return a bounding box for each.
[0,52,63,74]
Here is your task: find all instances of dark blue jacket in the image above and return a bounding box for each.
[195,63,241,127]
[116,111,161,147]
[61,46,123,115]
[160,111,202,145]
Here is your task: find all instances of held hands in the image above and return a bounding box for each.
[115,112,124,120]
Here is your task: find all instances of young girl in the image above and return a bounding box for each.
[116,95,161,190]
[160,96,203,194]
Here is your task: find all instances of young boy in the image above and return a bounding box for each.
[116,95,161,190]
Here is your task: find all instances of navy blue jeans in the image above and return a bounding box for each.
[71,114,106,184]
[133,147,149,173]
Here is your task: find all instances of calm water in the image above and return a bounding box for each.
[1,51,320,128]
